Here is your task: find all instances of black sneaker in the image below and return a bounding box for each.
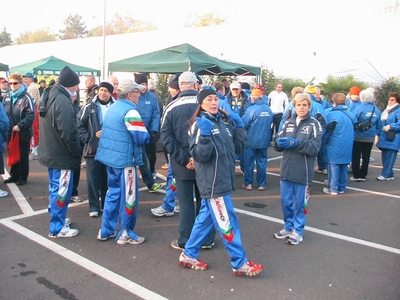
[171,239,185,250]
[4,177,17,184]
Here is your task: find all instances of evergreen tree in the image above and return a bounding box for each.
[59,14,89,40]
[0,27,13,47]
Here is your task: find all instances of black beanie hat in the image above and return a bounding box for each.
[198,89,217,104]
[99,81,114,94]
[168,78,179,90]
[195,73,203,84]
[58,66,80,87]
[134,73,148,85]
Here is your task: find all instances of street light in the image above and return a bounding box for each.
[102,0,106,80]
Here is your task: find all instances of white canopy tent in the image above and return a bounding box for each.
[0,16,397,85]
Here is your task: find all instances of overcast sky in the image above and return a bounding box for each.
[1,0,398,82]
[2,0,383,39]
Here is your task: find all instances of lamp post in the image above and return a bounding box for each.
[102,0,106,80]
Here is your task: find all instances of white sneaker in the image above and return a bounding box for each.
[174,205,180,213]
[151,205,174,217]
[29,154,39,160]
[116,235,145,245]
[89,211,99,218]
[48,224,79,238]
[70,196,83,202]
[65,217,71,226]
[0,189,8,197]
[97,229,117,241]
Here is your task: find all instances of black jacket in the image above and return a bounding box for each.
[3,88,35,144]
[38,84,81,170]
[161,90,198,180]
[77,95,115,157]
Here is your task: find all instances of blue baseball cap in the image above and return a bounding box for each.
[23,72,34,79]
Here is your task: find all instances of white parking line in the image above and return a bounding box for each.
[235,208,400,255]
[0,219,168,300]
[2,172,34,215]
[2,156,398,300]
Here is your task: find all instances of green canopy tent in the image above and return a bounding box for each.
[0,62,9,72]
[108,43,260,76]
[10,56,100,76]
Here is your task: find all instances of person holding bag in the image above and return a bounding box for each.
[375,92,400,181]
[350,90,382,182]
[3,73,35,186]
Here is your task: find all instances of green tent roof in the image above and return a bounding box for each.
[109,43,260,76]
[10,56,100,76]
[0,62,9,72]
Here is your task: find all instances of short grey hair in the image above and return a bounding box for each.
[117,79,144,99]
[359,90,373,103]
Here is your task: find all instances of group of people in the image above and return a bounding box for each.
[273,83,400,247]
[1,68,399,278]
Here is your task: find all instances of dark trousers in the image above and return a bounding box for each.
[72,142,84,197]
[272,113,283,137]
[9,136,30,181]
[163,147,169,164]
[352,141,373,179]
[145,142,157,174]
[138,146,154,189]
[86,157,108,212]
[175,178,215,247]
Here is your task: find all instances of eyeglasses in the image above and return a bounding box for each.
[9,82,20,85]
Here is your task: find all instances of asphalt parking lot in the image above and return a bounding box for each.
[1,147,399,300]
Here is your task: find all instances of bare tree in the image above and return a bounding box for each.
[89,12,156,37]
[15,28,57,44]
[376,0,400,13]
[185,13,226,27]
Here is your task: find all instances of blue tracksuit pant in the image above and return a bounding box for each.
[327,163,348,193]
[100,166,140,241]
[184,195,247,269]
[280,180,307,236]
[161,162,177,213]
[380,149,397,178]
[48,168,74,235]
[243,147,267,187]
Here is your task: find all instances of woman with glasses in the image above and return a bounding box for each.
[375,92,400,180]
[3,73,35,186]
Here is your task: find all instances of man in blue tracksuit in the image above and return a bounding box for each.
[134,73,162,192]
[323,93,356,195]
[241,88,273,190]
[38,66,82,238]
[274,93,322,245]
[95,79,149,245]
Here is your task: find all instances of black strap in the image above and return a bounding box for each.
[338,110,354,124]
[367,106,375,122]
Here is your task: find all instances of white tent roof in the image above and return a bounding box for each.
[0,18,397,84]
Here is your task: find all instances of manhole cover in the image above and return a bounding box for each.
[244,203,266,208]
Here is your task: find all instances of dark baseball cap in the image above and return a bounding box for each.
[23,72,34,79]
